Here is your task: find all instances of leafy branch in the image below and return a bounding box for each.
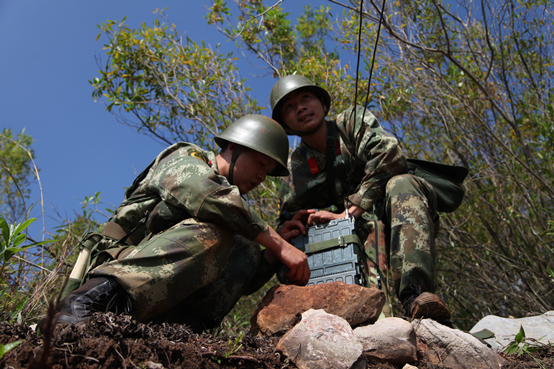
[0,213,52,265]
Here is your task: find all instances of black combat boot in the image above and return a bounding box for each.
[38,277,132,332]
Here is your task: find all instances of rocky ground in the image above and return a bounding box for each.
[1,313,552,369]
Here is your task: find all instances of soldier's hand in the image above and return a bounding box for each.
[278,209,315,242]
[307,210,342,226]
[282,245,310,285]
[255,227,310,286]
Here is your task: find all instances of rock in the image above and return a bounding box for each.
[353,317,417,366]
[413,319,506,369]
[470,311,554,352]
[276,309,366,369]
[402,365,418,369]
[250,282,385,336]
[144,361,165,369]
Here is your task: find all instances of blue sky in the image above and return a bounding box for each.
[0,0,341,240]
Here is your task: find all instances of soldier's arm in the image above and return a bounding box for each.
[148,147,267,240]
[339,106,408,212]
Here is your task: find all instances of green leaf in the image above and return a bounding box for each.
[12,218,36,237]
[11,234,26,248]
[0,340,24,360]
[15,297,27,311]
[4,248,24,262]
[471,329,495,340]
[0,215,9,244]
[515,325,525,343]
[504,342,520,355]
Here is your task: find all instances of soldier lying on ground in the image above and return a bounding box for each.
[271,75,452,326]
[40,115,309,333]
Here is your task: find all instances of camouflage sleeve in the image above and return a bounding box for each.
[337,106,407,211]
[147,145,268,240]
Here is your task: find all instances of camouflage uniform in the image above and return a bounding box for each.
[87,142,276,328]
[278,106,439,309]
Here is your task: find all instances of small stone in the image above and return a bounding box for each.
[413,319,506,369]
[470,311,554,352]
[354,317,417,365]
[276,309,365,369]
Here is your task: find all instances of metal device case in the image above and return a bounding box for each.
[290,217,362,286]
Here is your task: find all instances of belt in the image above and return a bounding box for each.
[101,222,144,246]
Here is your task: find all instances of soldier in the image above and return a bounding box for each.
[271,75,452,325]
[42,115,309,332]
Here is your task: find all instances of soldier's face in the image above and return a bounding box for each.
[232,147,278,194]
[279,89,326,134]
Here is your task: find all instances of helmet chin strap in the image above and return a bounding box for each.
[228,145,241,185]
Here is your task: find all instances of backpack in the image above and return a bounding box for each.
[406,159,469,213]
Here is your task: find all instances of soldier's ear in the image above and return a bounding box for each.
[317,94,328,115]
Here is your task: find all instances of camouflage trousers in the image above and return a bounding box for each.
[356,174,438,314]
[90,218,276,330]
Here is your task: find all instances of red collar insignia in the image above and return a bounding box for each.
[306,140,340,175]
[308,157,319,174]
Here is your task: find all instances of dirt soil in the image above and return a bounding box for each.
[1,313,552,369]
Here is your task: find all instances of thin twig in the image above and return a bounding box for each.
[327,0,380,22]
[224,0,284,39]
[13,255,54,274]
[227,355,260,363]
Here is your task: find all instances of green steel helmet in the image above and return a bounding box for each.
[270,74,331,128]
[215,114,290,177]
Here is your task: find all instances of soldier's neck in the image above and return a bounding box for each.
[301,120,328,153]
[215,153,228,177]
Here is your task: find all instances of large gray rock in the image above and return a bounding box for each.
[251,282,385,336]
[413,319,506,369]
[276,309,366,369]
[353,317,417,366]
[470,311,554,352]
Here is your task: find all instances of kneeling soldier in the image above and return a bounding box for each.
[41,115,309,332]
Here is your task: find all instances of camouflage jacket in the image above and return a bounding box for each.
[278,106,407,227]
[110,142,268,241]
